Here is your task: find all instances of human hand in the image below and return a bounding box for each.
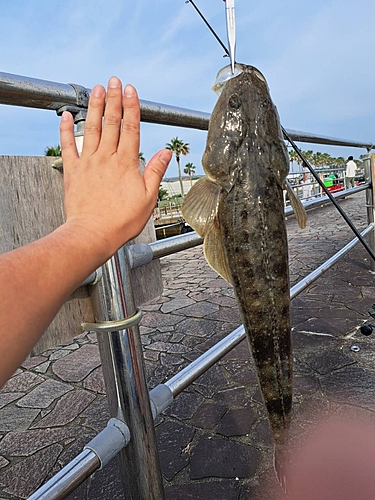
[60,76,171,261]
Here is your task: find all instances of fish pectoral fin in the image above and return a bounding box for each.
[285,180,307,229]
[181,177,221,237]
[204,217,233,284]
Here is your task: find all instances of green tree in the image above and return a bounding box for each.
[45,145,61,156]
[313,151,331,168]
[289,149,302,172]
[138,152,146,162]
[166,137,190,197]
[158,186,169,200]
[303,150,314,167]
[184,162,196,186]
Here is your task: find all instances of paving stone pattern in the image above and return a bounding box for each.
[1,192,375,499]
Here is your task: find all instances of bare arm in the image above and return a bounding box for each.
[0,77,171,387]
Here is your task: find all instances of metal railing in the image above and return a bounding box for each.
[0,71,374,500]
[28,222,375,500]
[1,71,375,148]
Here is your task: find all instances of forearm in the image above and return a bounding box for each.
[0,223,106,387]
[0,78,171,388]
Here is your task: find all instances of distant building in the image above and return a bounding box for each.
[160,176,203,198]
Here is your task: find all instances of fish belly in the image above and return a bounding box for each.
[219,172,292,446]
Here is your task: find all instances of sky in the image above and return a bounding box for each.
[1,0,375,178]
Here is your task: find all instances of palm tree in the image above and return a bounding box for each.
[45,145,61,156]
[335,157,346,168]
[158,186,169,201]
[304,150,314,167]
[184,162,196,186]
[289,149,302,173]
[138,152,146,162]
[313,152,325,168]
[166,137,190,197]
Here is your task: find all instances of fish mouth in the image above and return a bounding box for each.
[212,64,268,96]
[212,64,244,95]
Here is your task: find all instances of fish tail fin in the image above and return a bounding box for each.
[274,444,289,494]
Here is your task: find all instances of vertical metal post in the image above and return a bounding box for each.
[66,107,164,498]
[364,152,375,272]
[90,246,165,499]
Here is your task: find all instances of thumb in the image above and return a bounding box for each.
[144,149,172,196]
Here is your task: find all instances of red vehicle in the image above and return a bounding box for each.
[327,182,344,193]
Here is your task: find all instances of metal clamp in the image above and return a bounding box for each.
[68,82,90,107]
[56,104,87,123]
[56,83,90,123]
[81,308,142,333]
[84,418,131,469]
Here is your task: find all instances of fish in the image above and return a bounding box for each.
[182,64,307,489]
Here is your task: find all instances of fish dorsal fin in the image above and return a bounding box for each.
[285,180,307,229]
[181,177,221,237]
[204,217,233,284]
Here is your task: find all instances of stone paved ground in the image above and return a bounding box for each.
[1,192,374,499]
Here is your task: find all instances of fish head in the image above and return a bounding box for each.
[203,64,289,190]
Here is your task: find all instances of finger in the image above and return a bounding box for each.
[100,76,123,154]
[118,84,140,164]
[144,149,172,196]
[60,111,79,165]
[81,84,106,156]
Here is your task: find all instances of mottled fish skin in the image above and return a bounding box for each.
[183,64,292,485]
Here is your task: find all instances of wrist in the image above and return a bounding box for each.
[57,219,116,271]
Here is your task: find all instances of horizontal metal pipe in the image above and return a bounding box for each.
[0,72,77,110]
[162,224,373,397]
[0,71,373,149]
[289,167,346,174]
[165,325,245,396]
[286,128,373,150]
[140,99,209,130]
[149,187,368,260]
[290,223,374,298]
[149,232,203,259]
[285,184,369,217]
[0,72,210,129]
[154,221,184,231]
[27,449,99,500]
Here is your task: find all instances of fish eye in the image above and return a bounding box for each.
[228,94,241,109]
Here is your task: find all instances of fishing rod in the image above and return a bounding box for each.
[185,0,230,57]
[186,1,375,262]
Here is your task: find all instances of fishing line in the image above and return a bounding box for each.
[185,0,230,58]
[283,127,375,263]
[185,4,375,262]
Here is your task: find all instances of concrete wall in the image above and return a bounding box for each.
[0,156,163,354]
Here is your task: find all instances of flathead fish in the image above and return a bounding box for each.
[182,64,306,488]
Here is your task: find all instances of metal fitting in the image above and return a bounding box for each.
[149,384,174,419]
[56,82,90,124]
[84,418,131,469]
[81,308,142,333]
[126,243,154,269]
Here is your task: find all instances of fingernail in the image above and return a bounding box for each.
[158,149,172,167]
[92,84,104,97]
[124,84,136,98]
[61,111,70,121]
[108,76,120,88]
